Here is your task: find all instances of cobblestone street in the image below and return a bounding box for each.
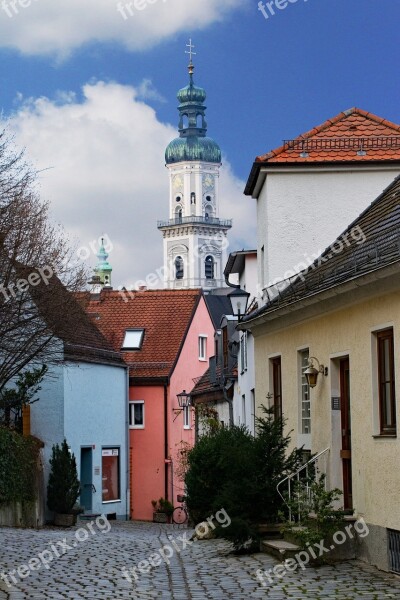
[1,521,400,599]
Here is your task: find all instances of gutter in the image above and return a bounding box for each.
[164,384,169,501]
[125,366,130,521]
[245,160,400,197]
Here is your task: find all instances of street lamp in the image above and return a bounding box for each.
[177,390,191,409]
[228,287,250,322]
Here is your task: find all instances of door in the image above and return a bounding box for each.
[340,358,353,510]
[80,448,93,513]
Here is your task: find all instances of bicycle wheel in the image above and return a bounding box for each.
[172,506,188,524]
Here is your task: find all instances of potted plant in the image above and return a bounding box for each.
[152,497,174,523]
[47,439,80,527]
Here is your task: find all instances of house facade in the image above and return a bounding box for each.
[30,288,129,521]
[84,288,214,521]
[224,250,258,435]
[241,176,400,572]
[244,108,400,304]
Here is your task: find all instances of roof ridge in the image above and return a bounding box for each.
[256,108,400,163]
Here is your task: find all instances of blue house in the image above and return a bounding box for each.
[29,282,129,521]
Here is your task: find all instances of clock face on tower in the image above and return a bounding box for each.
[203,174,214,191]
[173,175,183,191]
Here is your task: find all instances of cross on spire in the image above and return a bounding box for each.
[185,38,196,64]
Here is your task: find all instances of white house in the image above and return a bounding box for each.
[224,250,258,435]
[244,108,400,304]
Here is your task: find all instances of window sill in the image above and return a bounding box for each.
[198,358,207,362]
[102,500,122,504]
[372,434,397,439]
[183,426,191,430]
[130,426,145,430]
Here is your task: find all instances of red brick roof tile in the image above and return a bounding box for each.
[256,108,400,164]
[80,289,202,380]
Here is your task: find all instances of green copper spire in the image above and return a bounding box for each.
[94,237,112,287]
[165,41,221,165]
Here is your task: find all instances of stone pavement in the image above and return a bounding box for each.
[0,521,400,599]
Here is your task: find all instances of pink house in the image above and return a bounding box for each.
[83,288,215,520]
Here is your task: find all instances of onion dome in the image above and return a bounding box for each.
[166,62,221,165]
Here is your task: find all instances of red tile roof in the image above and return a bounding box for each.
[245,108,400,194]
[258,108,400,163]
[79,289,202,380]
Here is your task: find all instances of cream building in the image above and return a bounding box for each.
[241,175,400,572]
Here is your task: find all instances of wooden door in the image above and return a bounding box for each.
[340,358,353,510]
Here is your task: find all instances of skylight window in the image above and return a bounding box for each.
[122,329,144,350]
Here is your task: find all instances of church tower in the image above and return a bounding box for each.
[158,41,232,289]
[89,237,112,292]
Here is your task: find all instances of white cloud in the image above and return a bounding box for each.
[0,0,248,57]
[6,81,256,288]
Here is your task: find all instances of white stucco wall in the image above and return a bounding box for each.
[257,168,400,299]
[234,333,256,435]
[233,254,258,434]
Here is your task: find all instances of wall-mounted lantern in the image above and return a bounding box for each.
[304,357,328,388]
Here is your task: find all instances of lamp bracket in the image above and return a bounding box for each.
[309,356,328,376]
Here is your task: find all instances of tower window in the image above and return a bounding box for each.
[205,255,215,280]
[175,256,184,280]
[175,206,183,221]
[191,192,196,204]
[206,195,212,202]
[205,204,213,219]
[176,196,181,202]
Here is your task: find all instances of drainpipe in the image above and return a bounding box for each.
[125,367,130,520]
[224,272,240,289]
[222,385,234,427]
[164,384,169,500]
[224,271,239,427]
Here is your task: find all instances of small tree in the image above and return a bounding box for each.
[0,366,47,430]
[185,406,304,552]
[252,406,304,523]
[47,439,80,514]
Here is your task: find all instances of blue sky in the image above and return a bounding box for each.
[0,0,399,285]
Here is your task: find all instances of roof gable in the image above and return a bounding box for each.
[257,108,400,164]
[82,289,203,379]
[22,268,125,367]
[245,108,400,195]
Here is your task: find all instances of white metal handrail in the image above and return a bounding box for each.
[277,448,330,522]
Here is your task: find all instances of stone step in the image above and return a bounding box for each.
[258,523,283,538]
[261,539,301,560]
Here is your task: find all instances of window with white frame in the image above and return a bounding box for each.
[183,405,191,429]
[102,448,120,502]
[129,401,145,429]
[299,349,311,434]
[198,335,207,361]
[240,332,248,374]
